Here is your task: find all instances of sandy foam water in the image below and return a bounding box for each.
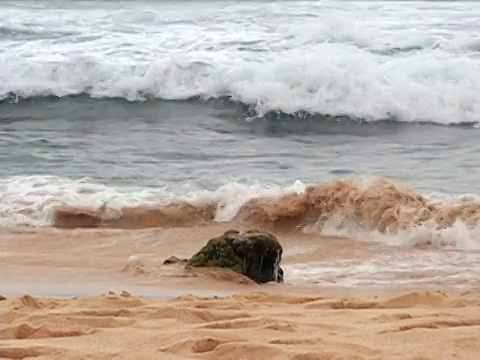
[285,249,480,288]
[0,175,305,226]
[2,175,480,252]
[317,213,480,251]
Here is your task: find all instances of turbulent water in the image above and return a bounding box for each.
[1,0,480,252]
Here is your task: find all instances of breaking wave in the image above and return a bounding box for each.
[1,46,479,125]
[2,175,480,250]
[2,0,480,125]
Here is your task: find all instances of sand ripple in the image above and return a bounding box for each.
[1,290,480,359]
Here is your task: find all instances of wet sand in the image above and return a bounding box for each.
[0,224,380,290]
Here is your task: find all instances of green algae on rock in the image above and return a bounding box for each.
[187,229,284,284]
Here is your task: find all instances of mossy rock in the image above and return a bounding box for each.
[187,229,283,284]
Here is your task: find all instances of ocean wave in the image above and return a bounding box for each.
[2,0,480,125]
[0,25,75,40]
[3,95,477,130]
[2,175,480,251]
[1,43,479,125]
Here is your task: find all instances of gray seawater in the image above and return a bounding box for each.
[0,0,480,226]
[1,97,478,192]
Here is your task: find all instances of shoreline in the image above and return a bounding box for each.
[2,224,480,295]
[1,225,480,359]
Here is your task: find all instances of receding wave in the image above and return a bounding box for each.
[40,177,480,250]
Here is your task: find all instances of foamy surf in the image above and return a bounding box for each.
[1,48,479,125]
[285,248,480,288]
[2,175,480,251]
[1,0,480,124]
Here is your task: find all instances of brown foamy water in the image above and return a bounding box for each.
[50,178,480,250]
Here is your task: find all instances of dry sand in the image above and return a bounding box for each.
[2,290,480,360]
[1,224,480,359]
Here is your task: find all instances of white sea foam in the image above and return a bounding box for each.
[1,0,479,124]
[318,215,480,252]
[284,250,480,288]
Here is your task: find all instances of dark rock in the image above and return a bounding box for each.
[163,255,188,265]
[187,229,284,284]
[0,295,6,301]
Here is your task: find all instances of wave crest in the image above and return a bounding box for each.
[53,201,217,229]
[48,178,480,250]
[1,44,480,125]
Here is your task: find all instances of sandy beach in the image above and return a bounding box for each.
[2,289,480,360]
[1,223,480,360]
